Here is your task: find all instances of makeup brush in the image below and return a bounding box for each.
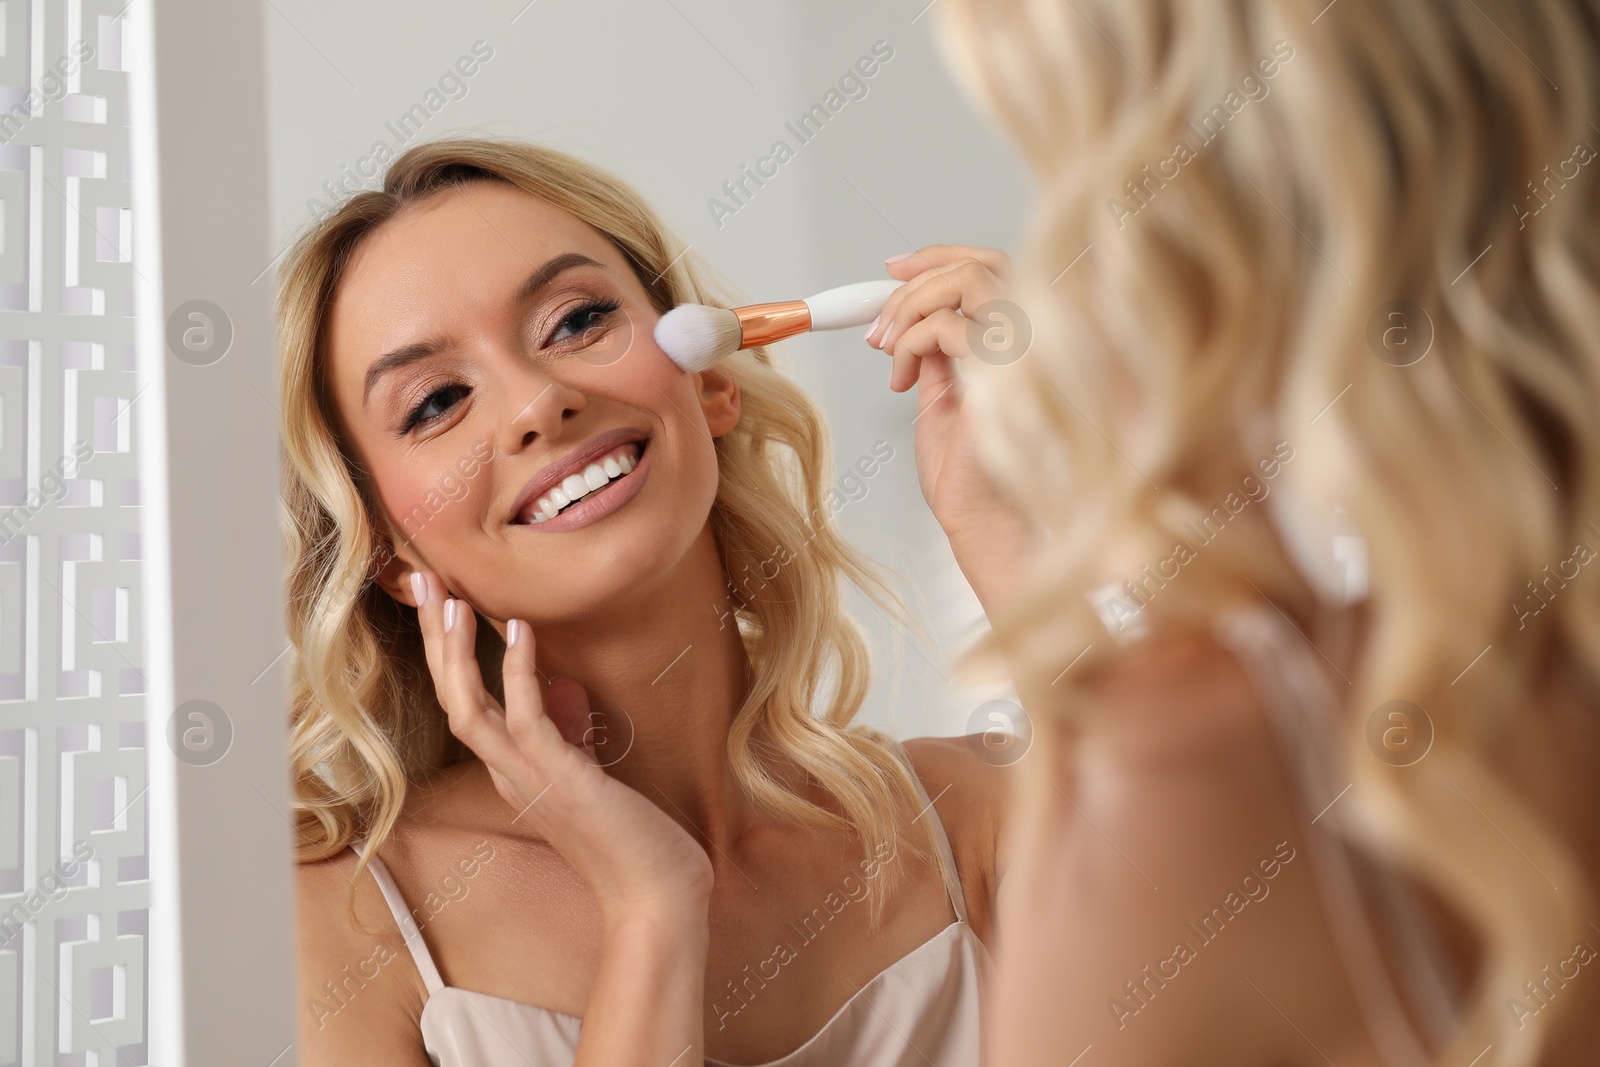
[654,279,901,373]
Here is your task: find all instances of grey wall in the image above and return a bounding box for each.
[264,0,1028,739]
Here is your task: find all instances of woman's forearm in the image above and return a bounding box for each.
[573,905,710,1065]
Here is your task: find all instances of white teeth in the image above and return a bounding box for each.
[520,443,643,524]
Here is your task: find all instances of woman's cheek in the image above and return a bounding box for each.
[380,468,465,547]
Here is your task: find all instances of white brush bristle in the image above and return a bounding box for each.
[654,304,742,372]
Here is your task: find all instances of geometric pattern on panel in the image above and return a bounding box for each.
[0,1,149,1064]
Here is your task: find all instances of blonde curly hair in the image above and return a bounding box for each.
[935,0,1600,1063]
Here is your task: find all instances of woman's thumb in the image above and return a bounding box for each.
[545,676,597,755]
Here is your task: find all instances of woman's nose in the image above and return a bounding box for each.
[496,360,588,454]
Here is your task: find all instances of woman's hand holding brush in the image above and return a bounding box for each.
[865,244,1030,617]
[649,242,1032,616]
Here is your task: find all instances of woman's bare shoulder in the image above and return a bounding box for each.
[294,846,433,1066]
[1082,624,1287,765]
[900,733,1018,946]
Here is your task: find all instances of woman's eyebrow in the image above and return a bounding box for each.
[361,251,610,410]
[514,251,608,304]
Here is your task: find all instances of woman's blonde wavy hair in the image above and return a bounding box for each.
[277,136,933,926]
[936,0,1600,1063]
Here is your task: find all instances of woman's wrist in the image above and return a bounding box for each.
[601,896,711,952]
[946,521,1028,618]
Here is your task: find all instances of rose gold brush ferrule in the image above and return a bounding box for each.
[734,300,812,349]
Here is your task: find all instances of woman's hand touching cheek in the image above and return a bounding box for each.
[865,245,1030,616]
[410,571,716,1061]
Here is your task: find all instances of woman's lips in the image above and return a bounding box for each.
[510,440,651,533]
[518,441,643,523]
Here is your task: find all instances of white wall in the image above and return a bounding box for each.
[263,0,1029,739]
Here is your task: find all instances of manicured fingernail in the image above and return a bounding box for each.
[864,314,880,341]
[885,252,912,264]
[411,572,428,607]
[444,599,458,633]
[507,619,521,647]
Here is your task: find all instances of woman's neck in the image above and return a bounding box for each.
[512,524,767,852]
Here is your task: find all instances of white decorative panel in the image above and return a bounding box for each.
[0,0,149,1064]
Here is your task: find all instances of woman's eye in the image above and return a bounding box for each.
[398,300,620,436]
[403,383,469,434]
[548,299,621,346]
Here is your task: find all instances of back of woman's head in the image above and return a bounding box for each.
[935,1,1600,1062]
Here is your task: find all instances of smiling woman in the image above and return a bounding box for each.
[275,136,1005,1066]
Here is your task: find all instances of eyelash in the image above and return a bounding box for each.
[398,298,623,435]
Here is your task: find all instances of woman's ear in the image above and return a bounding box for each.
[369,524,427,608]
[696,367,741,437]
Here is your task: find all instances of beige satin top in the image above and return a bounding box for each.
[355,741,991,1065]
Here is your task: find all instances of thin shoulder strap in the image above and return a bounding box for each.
[352,836,445,995]
[1211,606,1448,1067]
[890,739,970,925]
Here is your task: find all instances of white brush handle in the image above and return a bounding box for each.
[802,279,901,330]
